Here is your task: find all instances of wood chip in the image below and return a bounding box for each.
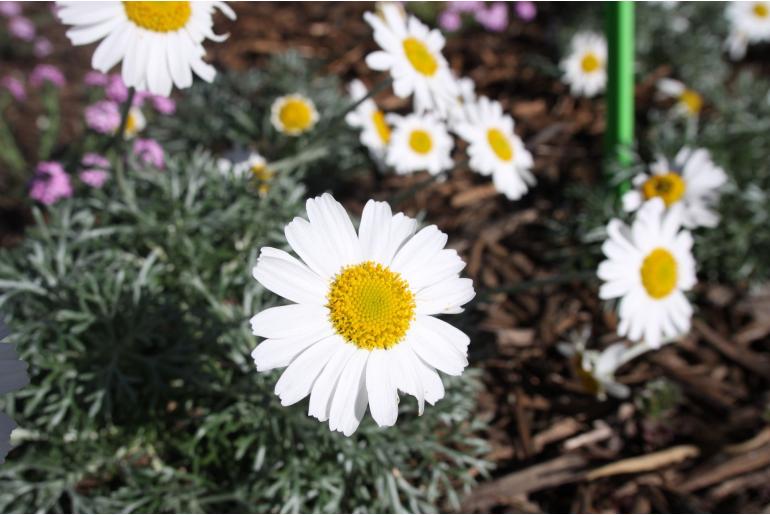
[586,445,699,481]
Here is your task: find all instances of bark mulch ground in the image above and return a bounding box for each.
[2,3,769,512]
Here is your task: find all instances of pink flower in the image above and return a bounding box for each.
[79,170,109,188]
[0,2,21,17]
[84,100,120,134]
[449,1,484,14]
[1,75,26,102]
[151,95,176,115]
[30,64,66,88]
[515,1,536,21]
[84,71,109,87]
[81,152,110,169]
[133,138,165,169]
[438,10,462,32]
[475,2,508,32]
[33,37,53,58]
[105,74,128,103]
[8,16,35,41]
[29,161,73,205]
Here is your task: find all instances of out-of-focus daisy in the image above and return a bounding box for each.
[725,1,770,59]
[561,32,607,97]
[447,75,477,128]
[622,147,727,229]
[656,78,703,118]
[364,4,458,116]
[598,198,696,348]
[345,79,391,158]
[454,96,535,200]
[558,329,631,400]
[251,194,474,435]
[0,320,29,464]
[56,1,236,97]
[270,94,319,136]
[386,113,453,175]
[218,151,274,196]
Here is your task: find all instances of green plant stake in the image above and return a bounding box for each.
[605,1,635,193]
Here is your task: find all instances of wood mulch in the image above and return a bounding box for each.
[2,2,769,512]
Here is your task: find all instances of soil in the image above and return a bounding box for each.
[2,2,769,513]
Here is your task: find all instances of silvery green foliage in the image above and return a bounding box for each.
[0,152,489,512]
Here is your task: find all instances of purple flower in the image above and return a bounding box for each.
[0,2,21,17]
[81,152,110,169]
[515,1,536,21]
[475,2,508,32]
[8,16,35,42]
[84,71,109,87]
[438,10,462,32]
[33,37,53,58]
[1,75,26,102]
[79,170,109,188]
[133,138,165,169]
[29,162,73,205]
[105,74,128,103]
[30,64,66,88]
[151,95,176,115]
[84,100,120,134]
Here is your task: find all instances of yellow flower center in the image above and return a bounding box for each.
[251,163,273,181]
[573,354,602,395]
[580,52,601,73]
[487,128,514,162]
[680,89,703,115]
[372,110,391,144]
[277,98,315,134]
[124,112,139,137]
[640,248,678,299]
[123,1,191,32]
[408,129,433,155]
[642,173,686,207]
[402,37,438,77]
[753,2,768,18]
[327,261,415,351]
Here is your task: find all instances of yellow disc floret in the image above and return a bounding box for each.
[642,173,686,207]
[402,37,438,77]
[372,110,391,144]
[123,1,191,32]
[327,261,415,350]
[277,97,316,135]
[487,128,514,162]
[753,2,769,18]
[680,89,703,115]
[408,129,433,154]
[580,52,601,73]
[640,248,678,299]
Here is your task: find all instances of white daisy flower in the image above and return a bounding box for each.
[447,75,478,129]
[0,321,29,463]
[250,194,475,436]
[656,78,703,118]
[454,96,535,201]
[558,332,631,400]
[364,4,459,116]
[598,198,697,348]
[622,147,728,229]
[218,151,274,196]
[561,32,607,98]
[385,113,453,175]
[725,1,770,60]
[270,94,319,136]
[56,1,236,97]
[345,79,391,158]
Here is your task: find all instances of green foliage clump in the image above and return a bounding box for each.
[0,150,488,513]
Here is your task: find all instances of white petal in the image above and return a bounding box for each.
[252,247,328,305]
[250,304,330,339]
[306,194,361,268]
[366,349,399,427]
[274,336,338,406]
[308,338,356,422]
[415,277,475,315]
[251,323,335,372]
[328,349,369,435]
[407,324,467,376]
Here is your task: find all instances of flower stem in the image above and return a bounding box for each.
[115,87,136,144]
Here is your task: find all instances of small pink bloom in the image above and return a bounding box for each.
[515,1,536,21]
[0,2,21,17]
[79,170,109,188]
[81,152,110,169]
[1,75,26,102]
[84,71,109,87]
[438,10,462,32]
[105,74,128,103]
[133,138,165,169]
[8,16,35,41]
[85,100,121,134]
[151,95,176,115]
[30,64,66,88]
[475,2,508,32]
[33,37,53,58]
[29,161,73,205]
